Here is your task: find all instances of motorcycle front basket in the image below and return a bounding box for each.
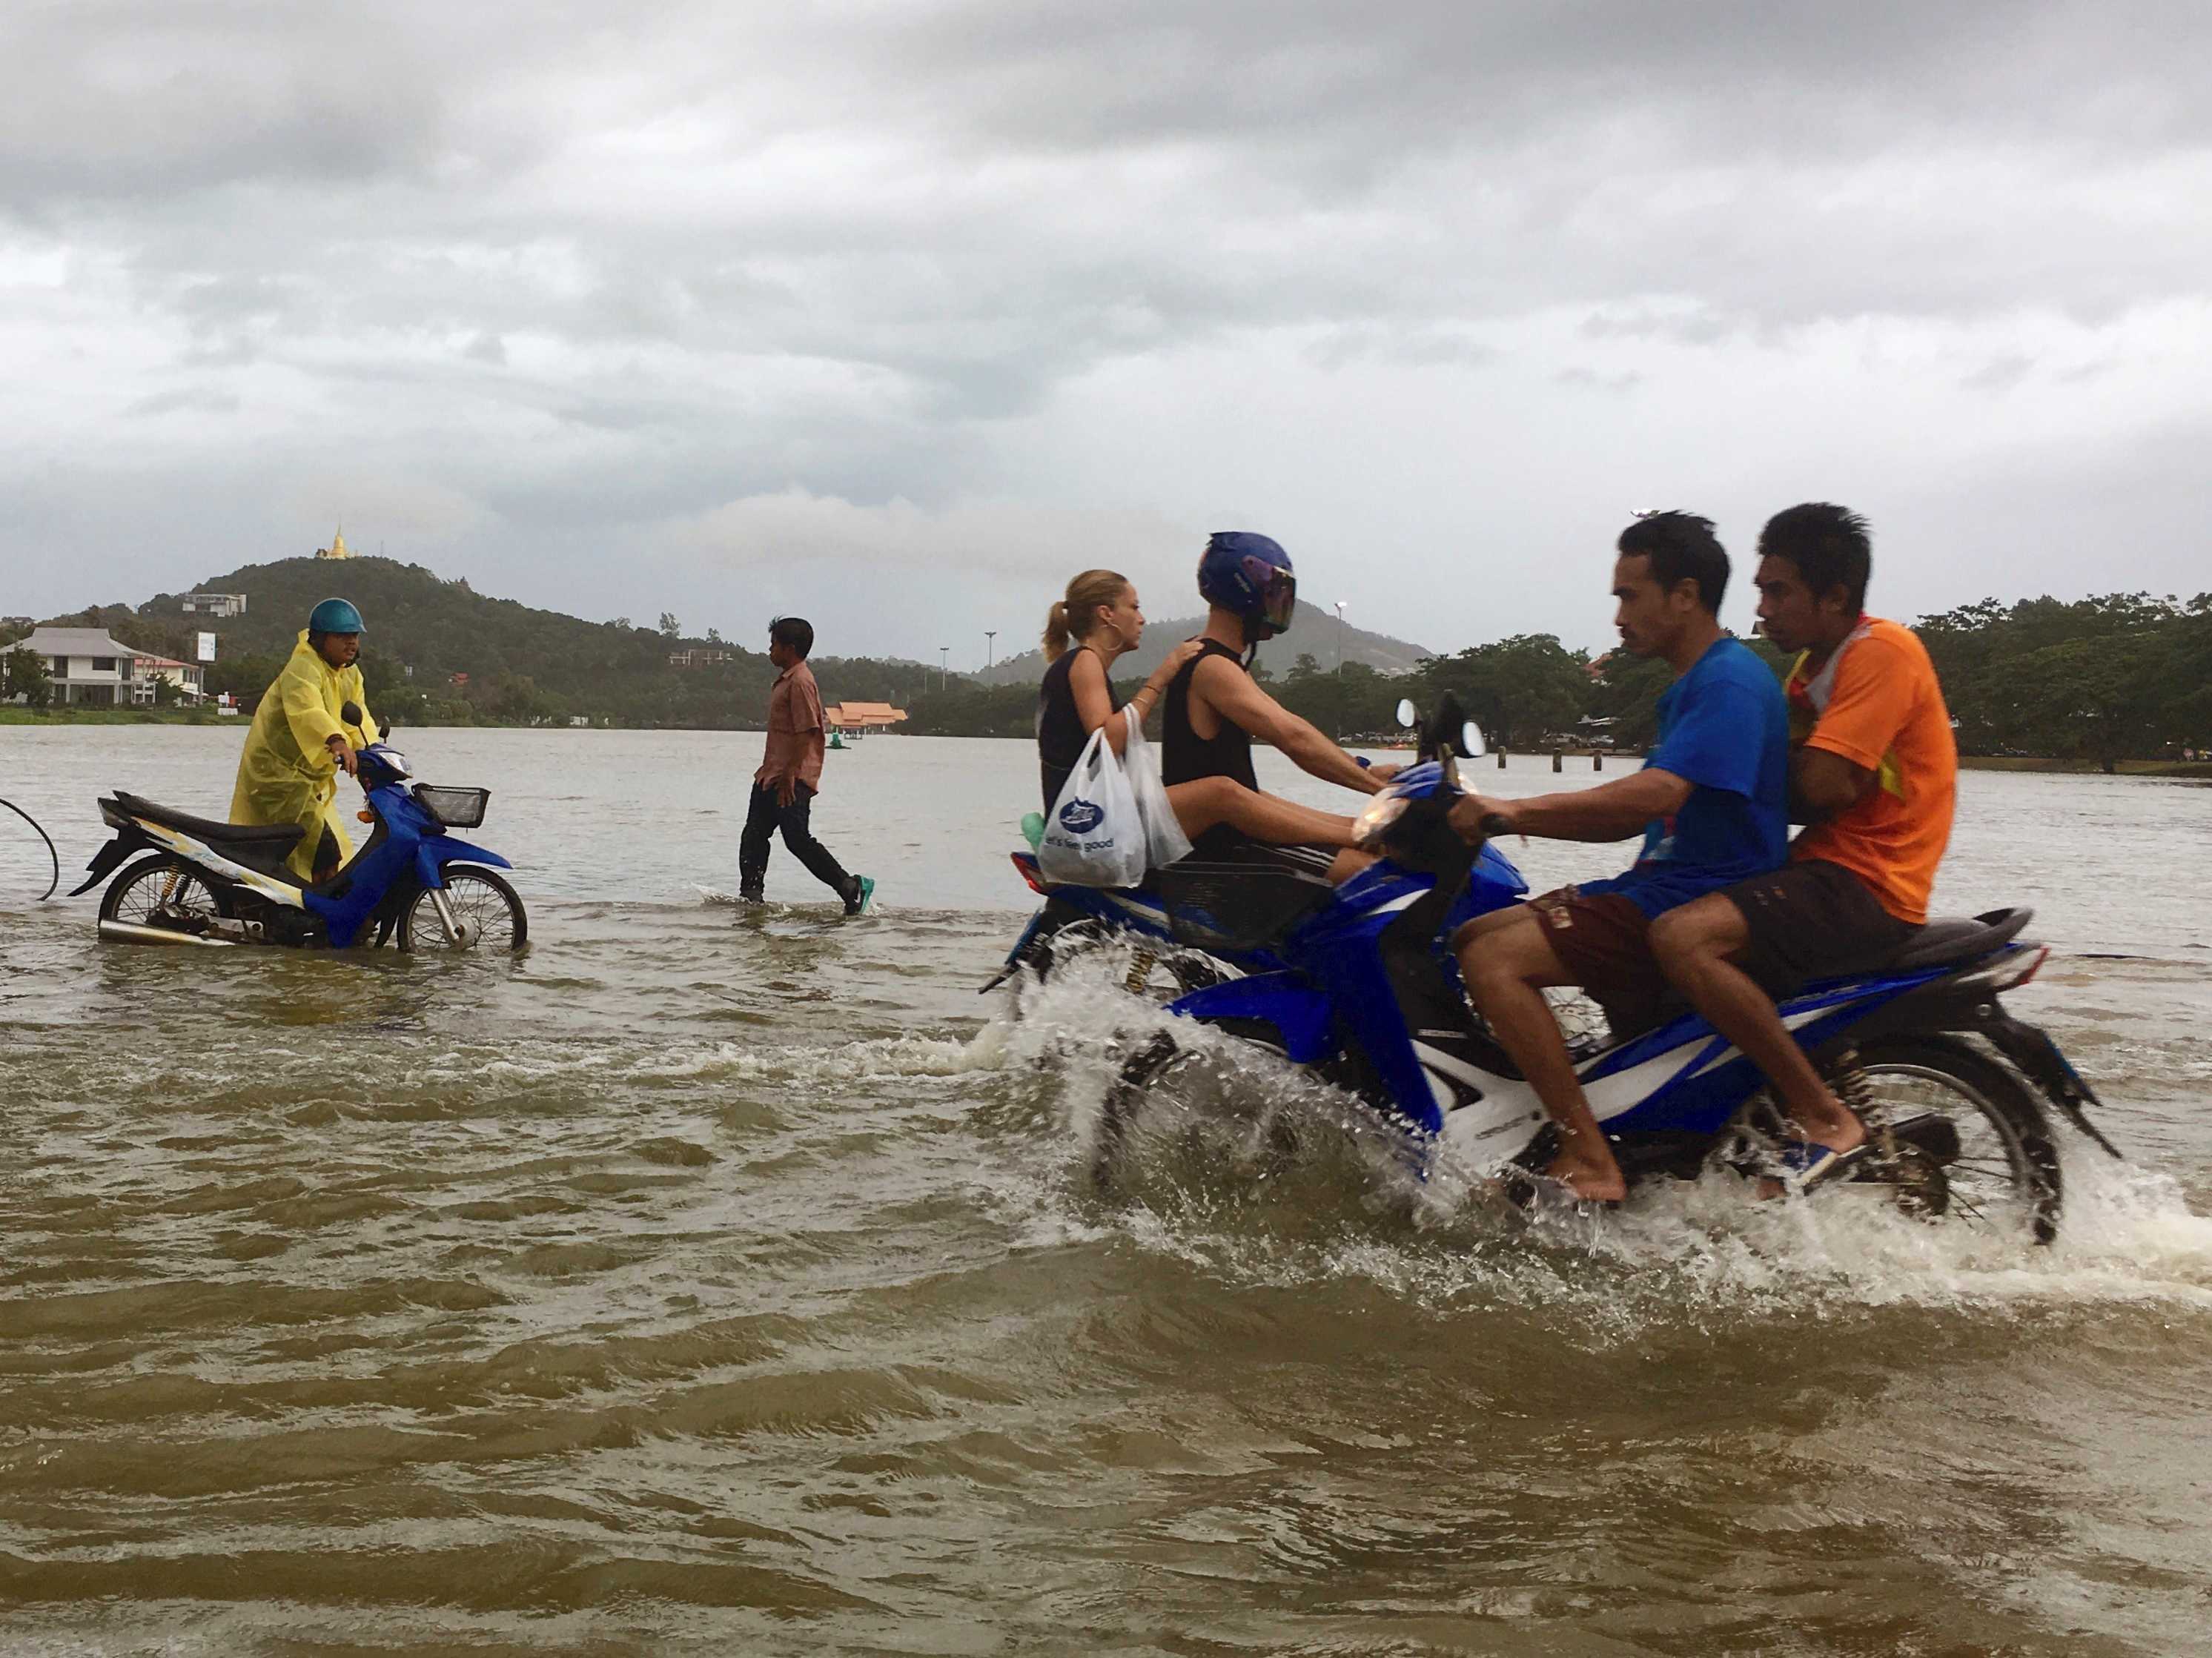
[1156,861,1334,954]
[413,783,490,829]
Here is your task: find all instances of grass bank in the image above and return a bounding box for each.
[0,706,232,726]
[1958,755,2212,779]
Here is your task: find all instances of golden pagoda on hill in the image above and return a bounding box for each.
[316,525,354,560]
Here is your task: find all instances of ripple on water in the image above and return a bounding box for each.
[0,852,2208,1650]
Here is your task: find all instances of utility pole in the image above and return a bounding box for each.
[984,630,996,670]
[1334,600,1348,741]
[939,646,949,691]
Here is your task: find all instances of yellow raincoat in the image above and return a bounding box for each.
[229,631,382,881]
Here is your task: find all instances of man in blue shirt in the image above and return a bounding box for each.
[1449,511,1789,1201]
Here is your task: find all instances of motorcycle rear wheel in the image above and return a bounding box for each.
[99,855,233,936]
[1032,919,1230,1005]
[1832,1034,2063,1244]
[396,866,528,953]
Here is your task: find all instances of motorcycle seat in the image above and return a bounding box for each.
[1606,907,2042,1044]
[1883,906,2034,971]
[113,792,306,849]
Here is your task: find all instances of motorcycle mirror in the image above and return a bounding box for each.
[1459,721,1486,759]
[340,701,363,727]
[1394,697,1417,729]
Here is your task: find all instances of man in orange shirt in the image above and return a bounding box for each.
[741,617,875,915]
[1649,504,1957,1187]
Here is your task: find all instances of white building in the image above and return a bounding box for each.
[9,627,205,706]
[15,627,142,705]
[182,592,247,617]
[130,653,207,704]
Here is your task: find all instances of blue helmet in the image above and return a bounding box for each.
[308,597,365,635]
[1196,531,1297,640]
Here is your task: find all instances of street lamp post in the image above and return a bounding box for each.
[939,646,950,691]
[1334,600,1348,741]
[985,630,996,670]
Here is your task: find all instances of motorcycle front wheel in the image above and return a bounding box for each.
[1091,1019,1296,1193]
[99,855,233,937]
[396,866,528,953]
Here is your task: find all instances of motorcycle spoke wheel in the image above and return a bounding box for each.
[100,856,228,935]
[399,868,528,953]
[1039,924,1231,1005]
[1832,1036,2062,1245]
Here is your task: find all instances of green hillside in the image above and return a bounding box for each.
[16,557,2205,763]
[33,557,956,729]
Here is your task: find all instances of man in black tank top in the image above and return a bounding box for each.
[1168,532,1394,879]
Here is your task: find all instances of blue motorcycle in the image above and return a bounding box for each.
[1002,698,2115,1241]
[74,708,525,953]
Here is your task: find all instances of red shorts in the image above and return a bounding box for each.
[1526,885,1670,1032]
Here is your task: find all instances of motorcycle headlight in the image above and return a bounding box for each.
[1354,792,1409,848]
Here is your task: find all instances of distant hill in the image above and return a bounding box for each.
[975,600,1432,686]
[24,555,1423,731]
[46,555,959,728]
[144,557,703,676]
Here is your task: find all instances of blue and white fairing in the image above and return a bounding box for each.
[1433,967,1961,1161]
[301,744,511,946]
[1170,843,1529,1137]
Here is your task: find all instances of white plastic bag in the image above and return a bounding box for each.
[1039,726,1148,887]
[1122,718,1193,869]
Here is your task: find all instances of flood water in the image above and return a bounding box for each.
[2,726,2209,1654]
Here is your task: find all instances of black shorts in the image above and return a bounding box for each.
[1723,858,1918,992]
[1185,825,1337,878]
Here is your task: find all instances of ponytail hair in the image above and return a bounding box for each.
[1042,568,1130,662]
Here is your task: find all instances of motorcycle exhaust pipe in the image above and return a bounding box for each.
[97,918,238,948]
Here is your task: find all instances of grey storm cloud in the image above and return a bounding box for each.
[2,0,2208,655]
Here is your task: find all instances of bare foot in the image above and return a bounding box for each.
[1542,1153,1628,1205]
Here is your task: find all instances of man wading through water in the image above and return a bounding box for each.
[740,617,875,915]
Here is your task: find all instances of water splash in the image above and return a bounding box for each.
[987,942,2212,1325]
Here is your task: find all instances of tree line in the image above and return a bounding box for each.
[895,593,2212,770]
[7,562,2207,766]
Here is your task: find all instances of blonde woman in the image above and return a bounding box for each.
[1036,569,1365,868]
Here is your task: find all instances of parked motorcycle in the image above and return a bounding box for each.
[998,698,2116,1241]
[72,709,525,952]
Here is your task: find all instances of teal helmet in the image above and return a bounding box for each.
[308,597,365,634]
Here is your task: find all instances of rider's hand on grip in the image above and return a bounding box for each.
[1448,795,1513,843]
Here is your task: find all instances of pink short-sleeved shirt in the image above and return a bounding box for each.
[756,660,827,792]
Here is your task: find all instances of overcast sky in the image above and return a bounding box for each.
[4,1,2208,665]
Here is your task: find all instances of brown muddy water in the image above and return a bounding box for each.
[1,727,2209,1655]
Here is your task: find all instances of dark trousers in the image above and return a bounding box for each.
[739,782,851,898]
